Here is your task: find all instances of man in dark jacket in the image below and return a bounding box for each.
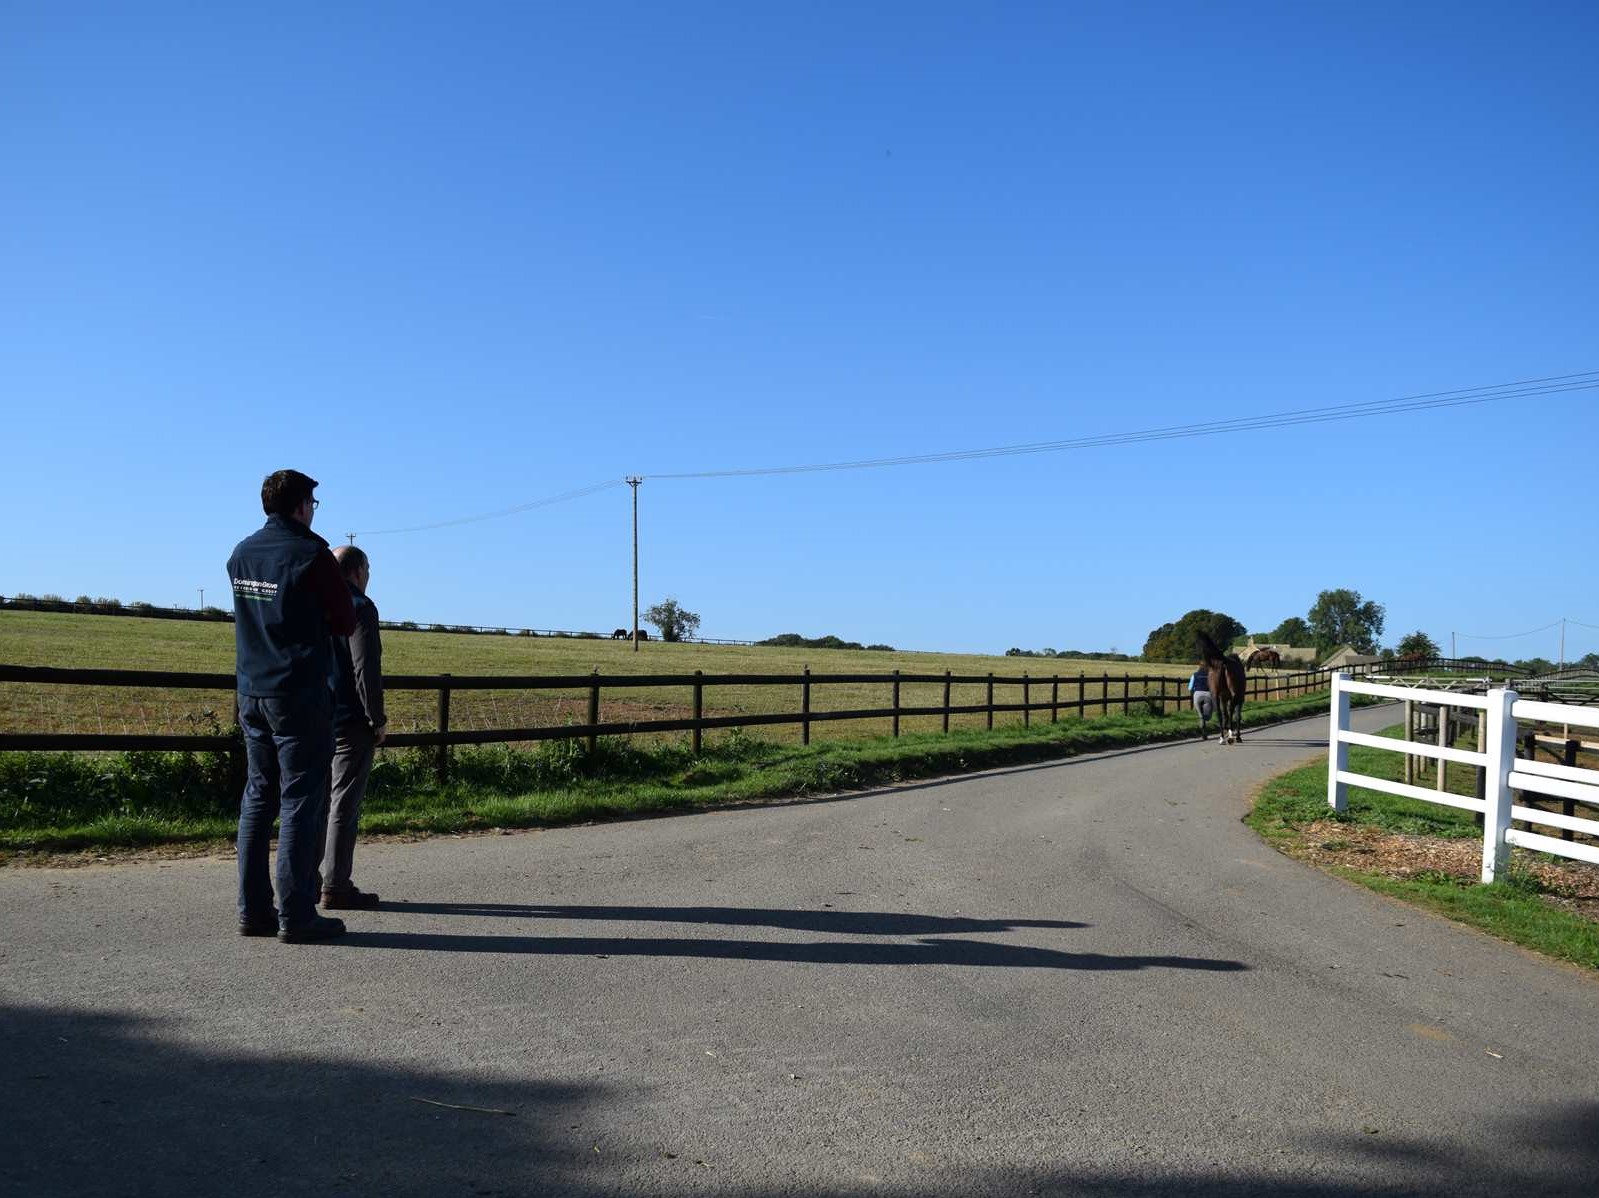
[319,544,387,909]
[228,470,357,943]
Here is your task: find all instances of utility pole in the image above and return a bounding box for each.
[1560,617,1566,669]
[1451,631,1456,660]
[197,587,204,611]
[347,533,356,546]
[626,477,643,652]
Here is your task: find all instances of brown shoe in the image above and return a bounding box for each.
[321,887,380,910]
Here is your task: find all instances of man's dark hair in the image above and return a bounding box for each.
[261,470,319,517]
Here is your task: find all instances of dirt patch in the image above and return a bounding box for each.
[1274,818,1599,922]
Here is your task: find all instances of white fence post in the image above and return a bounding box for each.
[1480,686,1518,884]
[1327,672,1350,813]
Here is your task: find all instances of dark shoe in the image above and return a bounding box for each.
[238,915,279,937]
[320,887,380,910]
[277,915,347,943]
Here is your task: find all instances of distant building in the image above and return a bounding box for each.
[1320,646,1383,671]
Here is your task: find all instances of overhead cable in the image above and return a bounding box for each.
[357,479,626,536]
[1455,620,1564,641]
[648,371,1597,480]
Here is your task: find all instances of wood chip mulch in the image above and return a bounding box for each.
[1276,819,1599,922]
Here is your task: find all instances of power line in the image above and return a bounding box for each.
[357,479,625,536]
[352,370,1594,534]
[649,371,1597,480]
[1455,620,1564,641]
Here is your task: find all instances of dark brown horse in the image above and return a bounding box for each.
[1197,631,1247,744]
[1245,647,1281,670]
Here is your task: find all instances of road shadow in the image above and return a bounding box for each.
[377,902,1087,936]
[0,1001,614,1198]
[1213,737,1329,749]
[330,931,1246,971]
[3,1002,1592,1197]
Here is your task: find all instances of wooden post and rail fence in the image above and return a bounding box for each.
[0,660,1368,785]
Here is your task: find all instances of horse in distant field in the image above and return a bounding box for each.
[611,628,629,640]
[1197,631,1247,744]
[1245,647,1281,670]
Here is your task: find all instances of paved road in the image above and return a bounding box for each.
[2,705,1596,1197]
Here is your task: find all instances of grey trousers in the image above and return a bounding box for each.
[1192,691,1215,722]
[319,721,375,895]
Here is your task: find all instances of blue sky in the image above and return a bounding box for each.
[3,2,1597,658]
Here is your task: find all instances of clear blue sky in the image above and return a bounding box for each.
[4,2,1597,659]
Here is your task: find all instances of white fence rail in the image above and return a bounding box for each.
[1327,673,1599,881]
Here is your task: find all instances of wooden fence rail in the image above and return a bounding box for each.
[0,660,1368,785]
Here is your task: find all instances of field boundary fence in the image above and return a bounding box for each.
[0,660,1372,785]
[1328,673,1599,881]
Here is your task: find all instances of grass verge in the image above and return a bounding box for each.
[2,692,1344,857]
[1247,725,1599,971]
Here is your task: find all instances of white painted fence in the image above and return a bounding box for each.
[1327,673,1599,882]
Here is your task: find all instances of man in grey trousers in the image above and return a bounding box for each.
[320,544,387,909]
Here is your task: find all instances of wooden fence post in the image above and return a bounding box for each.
[892,670,901,737]
[986,673,994,731]
[1102,673,1110,717]
[1481,686,1518,883]
[1121,675,1130,715]
[692,670,703,756]
[1077,671,1086,719]
[942,670,951,734]
[1327,672,1349,813]
[802,666,811,746]
[228,694,245,801]
[437,674,452,786]
[1022,673,1030,728]
[587,668,599,754]
[1051,676,1059,723]
[1562,739,1579,841]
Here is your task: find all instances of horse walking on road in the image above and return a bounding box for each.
[1197,631,1247,744]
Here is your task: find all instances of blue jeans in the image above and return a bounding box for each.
[237,691,334,926]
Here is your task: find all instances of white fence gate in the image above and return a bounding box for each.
[1327,673,1599,882]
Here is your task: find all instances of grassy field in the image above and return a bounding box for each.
[0,609,1221,743]
[2,690,1344,854]
[1248,724,1599,970]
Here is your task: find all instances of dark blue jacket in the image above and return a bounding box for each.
[227,515,353,698]
[333,587,386,730]
[1190,668,1211,693]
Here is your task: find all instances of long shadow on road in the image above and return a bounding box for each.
[377,902,1087,936]
[328,931,1247,971]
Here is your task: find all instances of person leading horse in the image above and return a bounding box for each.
[1196,630,1247,744]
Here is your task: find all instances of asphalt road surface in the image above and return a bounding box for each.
[3,705,1596,1197]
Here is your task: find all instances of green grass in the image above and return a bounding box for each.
[2,691,1341,854]
[1,609,1219,742]
[1247,724,1599,971]
[1250,724,1483,841]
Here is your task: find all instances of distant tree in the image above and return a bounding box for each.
[1268,616,1315,647]
[644,597,701,643]
[1142,609,1247,663]
[1396,631,1440,660]
[1307,589,1385,655]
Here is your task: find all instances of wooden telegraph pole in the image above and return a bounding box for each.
[626,477,642,652]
